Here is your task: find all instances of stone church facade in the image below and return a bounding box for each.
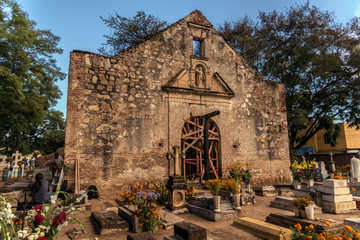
[65,10,291,192]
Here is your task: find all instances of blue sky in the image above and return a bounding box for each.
[16,0,360,117]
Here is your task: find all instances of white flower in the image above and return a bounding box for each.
[44,206,49,211]
[39,232,45,237]
[28,235,34,240]
[50,195,57,204]
[23,230,28,235]
[64,221,68,226]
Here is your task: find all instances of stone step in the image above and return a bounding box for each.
[233,217,291,240]
[220,202,233,211]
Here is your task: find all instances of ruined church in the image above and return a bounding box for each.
[65,10,291,191]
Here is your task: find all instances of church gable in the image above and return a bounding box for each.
[163,58,234,97]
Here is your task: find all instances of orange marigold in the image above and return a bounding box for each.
[344,225,353,232]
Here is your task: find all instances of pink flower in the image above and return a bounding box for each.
[35,214,44,224]
[298,170,303,174]
[311,168,315,171]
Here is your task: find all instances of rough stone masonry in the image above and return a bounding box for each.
[65,10,291,192]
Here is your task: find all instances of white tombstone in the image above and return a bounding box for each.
[320,161,327,175]
[351,156,360,183]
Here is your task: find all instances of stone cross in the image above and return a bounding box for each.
[329,152,336,172]
[351,156,360,182]
[166,145,185,176]
[13,151,21,161]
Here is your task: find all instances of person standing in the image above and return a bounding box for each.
[51,153,64,177]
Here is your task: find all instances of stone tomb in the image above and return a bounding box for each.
[266,213,343,233]
[233,217,291,240]
[252,186,278,197]
[319,179,357,214]
[344,218,360,232]
[270,197,322,214]
[118,205,185,233]
[91,211,129,235]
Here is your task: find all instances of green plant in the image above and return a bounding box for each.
[57,164,71,172]
[134,192,164,233]
[291,196,311,211]
[205,179,222,196]
[152,181,168,205]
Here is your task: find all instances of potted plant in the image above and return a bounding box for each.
[303,160,316,186]
[224,179,241,210]
[205,179,222,212]
[241,167,253,191]
[290,160,305,189]
[291,196,312,219]
[226,162,242,185]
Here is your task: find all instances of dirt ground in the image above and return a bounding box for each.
[56,190,360,240]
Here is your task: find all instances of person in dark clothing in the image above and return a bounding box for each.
[31,173,52,204]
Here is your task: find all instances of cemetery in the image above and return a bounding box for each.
[1,4,360,240]
[1,150,360,239]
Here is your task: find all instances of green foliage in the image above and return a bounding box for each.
[152,181,168,205]
[219,2,360,152]
[99,10,168,56]
[0,0,65,156]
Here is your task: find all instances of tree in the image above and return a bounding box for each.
[31,110,65,155]
[0,0,65,155]
[99,11,168,56]
[219,2,360,154]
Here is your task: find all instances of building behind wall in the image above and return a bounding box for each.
[65,10,291,192]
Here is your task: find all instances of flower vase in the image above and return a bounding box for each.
[299,210,307,219]
[305,206,314,220]
[305,179,314,187]
[233,194,241,210]
[329,173,335,178]
[245,182,251,192]
[213,195,221,212]
[293,180,301,190]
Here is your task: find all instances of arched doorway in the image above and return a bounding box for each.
[181,116,221,180]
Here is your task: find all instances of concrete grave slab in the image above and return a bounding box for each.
[322,194,353,203]
[252,186,278,197]
[174,222,207,240]
[321,201,357,214]
[344,218,360,231]
[323,179,348,188]
[91,211,129,235]
[233,217,291,240]
[318,186,350,195]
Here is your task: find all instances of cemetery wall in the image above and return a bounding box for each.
[65,10,291,192]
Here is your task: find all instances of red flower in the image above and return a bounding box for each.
[52,212,67,226]
[35,214,44,224]
[311,168,316,171]
[298,170,303,174]
[33,205,43,213]
[36,237,48,240]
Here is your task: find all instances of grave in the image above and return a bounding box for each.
[319,161,329,179]
[350,156,360,197]
[344,218,360,231]
[266,213,343,233]
[118,205,185,233]
[91,211,129,235]
[233,217,291,240]
[252,186,278,197]
[270,196,322,214]
[240,194,256,206]
[165,222,207,240]
[320,179,357,214]
[186,196,241,221]
[101,201,118,212]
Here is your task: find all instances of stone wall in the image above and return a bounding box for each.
[65,10,291,192]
